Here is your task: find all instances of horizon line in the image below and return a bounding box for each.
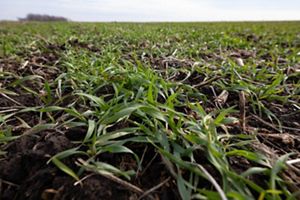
[1,19,300,23]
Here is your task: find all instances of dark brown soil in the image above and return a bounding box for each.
[68,38,100,52]
[0,132,179,200]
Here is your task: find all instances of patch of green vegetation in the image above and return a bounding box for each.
[1,21,300,199]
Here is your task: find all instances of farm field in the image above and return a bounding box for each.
[0,22,300,200]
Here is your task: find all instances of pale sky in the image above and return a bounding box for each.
[0,0,300,21]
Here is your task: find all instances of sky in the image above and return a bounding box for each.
[0,0,300,22]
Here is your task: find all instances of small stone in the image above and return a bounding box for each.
[235,58,244,66]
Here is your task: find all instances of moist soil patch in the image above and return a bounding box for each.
[0,132,180,200]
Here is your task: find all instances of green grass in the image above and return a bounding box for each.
[1,21,300,200]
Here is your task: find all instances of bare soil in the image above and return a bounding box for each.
[0,131,179,200]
